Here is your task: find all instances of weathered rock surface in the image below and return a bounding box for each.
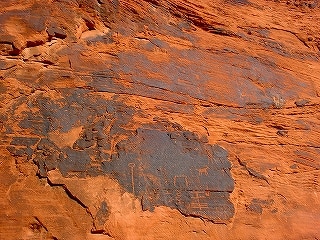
[0,0,320,239]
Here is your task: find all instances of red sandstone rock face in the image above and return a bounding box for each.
[1,0,320,239]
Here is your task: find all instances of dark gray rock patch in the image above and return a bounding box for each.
[102,128,234,221]
[10,90,234,222]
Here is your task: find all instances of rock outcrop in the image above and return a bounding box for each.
[0,0,319,239]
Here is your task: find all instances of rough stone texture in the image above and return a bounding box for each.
[0,0,320,239]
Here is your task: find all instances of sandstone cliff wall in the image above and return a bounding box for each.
[0,0,320,239]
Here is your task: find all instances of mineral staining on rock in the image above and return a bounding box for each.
[10,89,234,222]
[104,128,234,221]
